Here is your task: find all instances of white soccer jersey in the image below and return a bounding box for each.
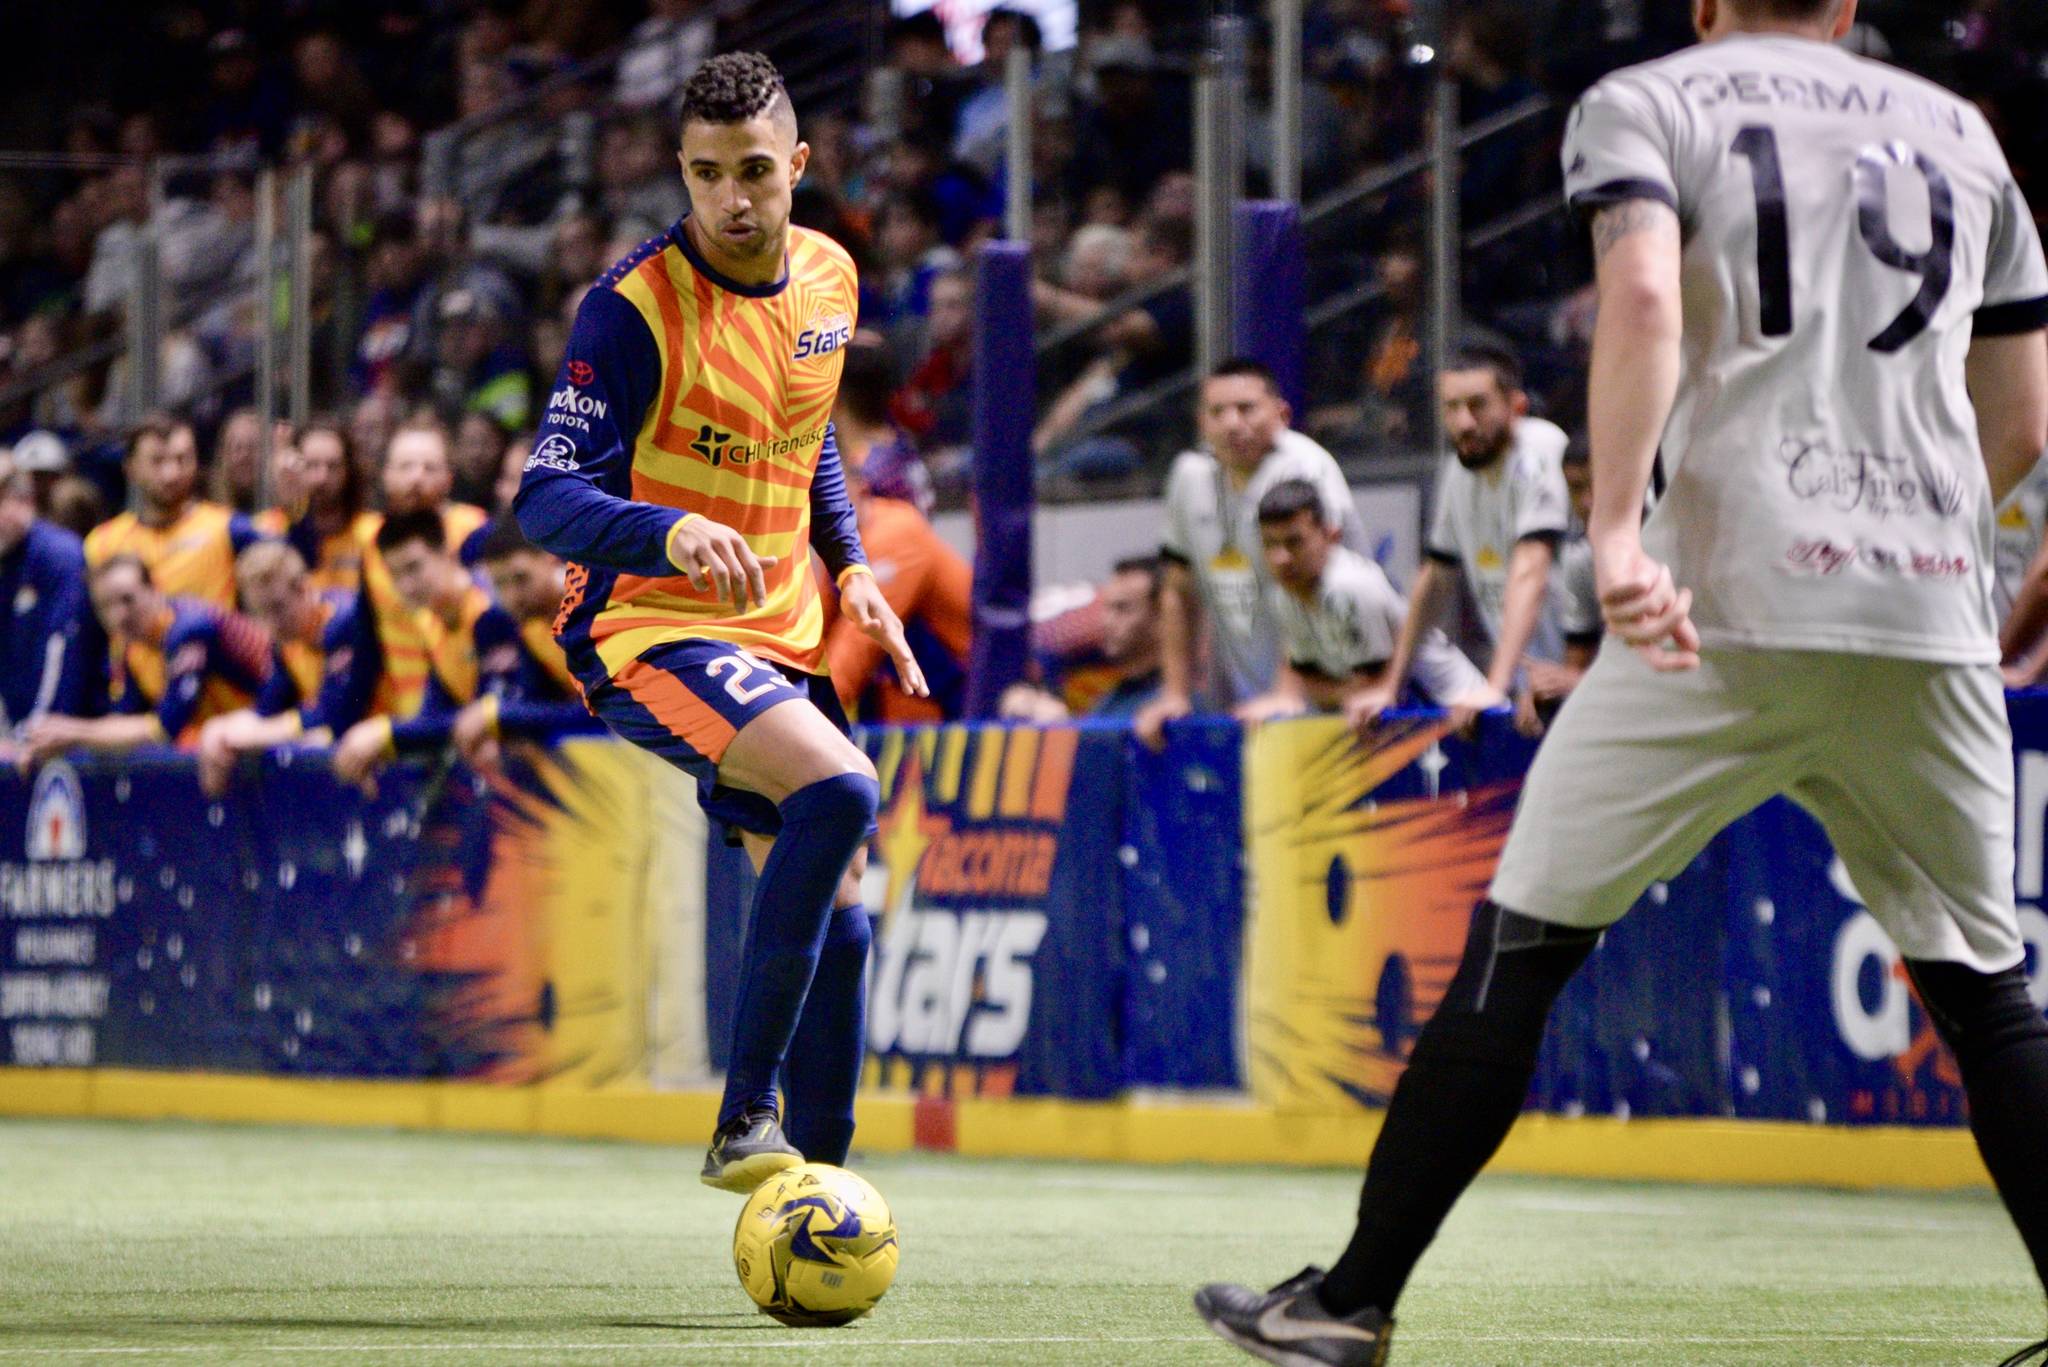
[1424,416,1571,649]
[1556,533,1603,644]
[1993,456,2048,625]
[1272,544,1404,681]
[1563,33,2048,663]
[1162,429,1365,703]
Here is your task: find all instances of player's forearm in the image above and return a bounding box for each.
[808,426,870,580]
[1968,332,2048,506]
[1157,571,1197,702]
[1383,562,1444,693]
[513,473,685,578]
[2003,547,2048,662]
[1486,543,1555,694]
[1586,204,1682,546]
[76,714,167,753]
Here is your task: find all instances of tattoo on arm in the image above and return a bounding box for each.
[1591,199,1679,260]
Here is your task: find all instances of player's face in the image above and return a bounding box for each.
[679,111,809,267]
[383,540,446,613]
[129,426,200,511]
[383,431,452,515]
[1260,511,1333,595]
[90,564,154,640]
[1200,375,1290,472]
[1564,460,1593,524]
[298,430,350,512]
[1439,368,1521,469]
[217,413,263,496]
[485,549,564,623]
[241,567,308,634]
[1098,568,1159,666]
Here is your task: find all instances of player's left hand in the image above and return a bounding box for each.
[1512,684,1545,738]
[452,702,502,774]
[840,570,928,698]
[1445,683,1507,737]
[332,720,393,797]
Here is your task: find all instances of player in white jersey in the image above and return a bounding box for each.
[1995,458,2048,683]
[1140,359,1369,745]
[1521,439,1605,727]
[1356,345,1570,735]
[1236,479,1405,723]
[1196,1,2048,1361]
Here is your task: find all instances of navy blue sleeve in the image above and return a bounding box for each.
[254,646,299,717]
[809,422,869,582]
[155,616,216,739]
[389,672,461,752]
[20,525,91,720]
[511,286,681,577]
[227,513,268,556]
[301,601,379,734]
[471,606,536,700]
[497,701,607,739]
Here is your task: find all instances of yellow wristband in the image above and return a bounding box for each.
[368,715,396,758]
[664,514,703,571]
[479,693,503,739]
[836,563,874,590]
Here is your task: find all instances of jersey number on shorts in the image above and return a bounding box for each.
[707,652,784,704]
[1732,126,1954,352]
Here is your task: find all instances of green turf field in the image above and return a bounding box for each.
[0,1117,2040,1365]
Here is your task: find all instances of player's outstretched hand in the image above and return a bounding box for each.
[840,570,928,699]
[1595,537,1700,672]
[668,515,780,613]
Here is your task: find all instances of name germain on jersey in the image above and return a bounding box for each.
[793,312,851,362]
[1676,71,1968,139]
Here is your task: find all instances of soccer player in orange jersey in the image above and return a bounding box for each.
[514,53,925,1191]
[84,416,266,609]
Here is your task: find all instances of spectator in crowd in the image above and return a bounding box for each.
[281,418,377,596]
[892,267,974,456]
[43,474,105,541]
[194,541,359,795]
[828,340,968,721]
[0,446,94,752]
[8,430,74,520]
[209,408,266,514]
[1135,358,1366,748]
[21,554,271,762]
[330,509,554,793]
[1238,478,1409,731]
[614,0,718,112]
[873,188,962,347]
[198,29,291,160]
[953,8,1047,178]
[351,211,433,397]
[1352,344,1570,735]
[1308,229,1431,445]
[1033,213,1193,477]
[876,12,969,149]
[1521,438,1603,722]
[1072,35,1190,206]
[1000,555,1165,723]
[357,417,490,723]
[84,416,266,610]
[458,517,594,771]
[453,411,512,508]
[430,288,532,432]
[594,114,690,245]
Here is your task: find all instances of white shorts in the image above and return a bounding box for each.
[1490,645,2024,972]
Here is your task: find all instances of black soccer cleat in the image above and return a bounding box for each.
[1996,1336,2048,1367]
[1194,1267,1393,1367]
[699,1106,803,1193]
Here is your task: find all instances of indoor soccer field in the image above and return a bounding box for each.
[0,1118,2037,1366]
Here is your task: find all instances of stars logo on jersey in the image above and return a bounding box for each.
[793,311,851,362]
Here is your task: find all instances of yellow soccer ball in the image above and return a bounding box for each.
[732,1162,900,1326]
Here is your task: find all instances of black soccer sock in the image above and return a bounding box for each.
[1905,958,2048,1291]
[782,902,873,1166]
[1318,901,1600,1318]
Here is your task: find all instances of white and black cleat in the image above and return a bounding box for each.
[1194,1268,1393,1367]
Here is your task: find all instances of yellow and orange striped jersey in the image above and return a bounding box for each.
[357,502,489,719]
[85,501,264,610]
[514,220,871,694]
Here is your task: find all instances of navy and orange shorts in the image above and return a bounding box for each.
[587,636,854,838]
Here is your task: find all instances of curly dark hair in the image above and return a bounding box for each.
[678,51,789,130]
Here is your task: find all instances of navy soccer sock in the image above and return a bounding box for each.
[717,772,879,1132]
[782,902,874,1165]
[1318,901,1599,1318]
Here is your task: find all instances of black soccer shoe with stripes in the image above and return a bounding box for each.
[1997,1336,2048,1367]
[698,1106,803,1193]
[1195,1266,1393,1367]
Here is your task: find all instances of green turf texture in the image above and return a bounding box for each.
[0,1117,2040,1365]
